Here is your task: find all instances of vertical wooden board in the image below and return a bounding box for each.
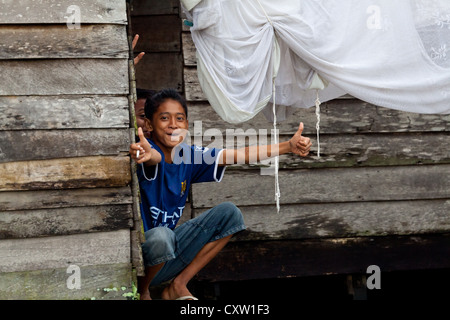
[0,0,127,24]
[0,263,133,300]
[130,230,145,277]
[135,53,183,91]
[0,156,131,191]
[0,230,131,273]
[0,59,129,96]
[184,67,205,101]
[182,32,197,66]
[0,96,130,130]
[131,15,181,53]
[0,24,128,60]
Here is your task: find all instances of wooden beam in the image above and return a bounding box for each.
[0,263,133,300]
[227,199,450,241]
[0,95,129,130]
[0,204,133,239]
[0,229,131,273]
[0,156,131,191]
[195,234,450,282]
[0,129,130,163]
[0,187,132,211]
[187,100,450,135]
[0,24,128,60]
[186,132,450,169]
[0,59,129,96]
[191,164,450,208]
[0,0,127,24]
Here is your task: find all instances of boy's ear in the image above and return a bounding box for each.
[144,118,153,132]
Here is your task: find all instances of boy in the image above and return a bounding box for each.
[134,88,156,139]
[130,88,311,300]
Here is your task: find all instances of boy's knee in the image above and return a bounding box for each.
[216,202,243,221]
[142,227,176,260]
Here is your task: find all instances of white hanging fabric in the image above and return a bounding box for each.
[183,0,450,125]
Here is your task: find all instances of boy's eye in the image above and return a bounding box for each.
[177,117,185,121]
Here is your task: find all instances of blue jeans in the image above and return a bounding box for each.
[141,202,246,286]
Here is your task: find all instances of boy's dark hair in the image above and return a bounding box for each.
[136,88,157,100]
[145,88,188,120]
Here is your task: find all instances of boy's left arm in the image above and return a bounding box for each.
[219,122,312,165]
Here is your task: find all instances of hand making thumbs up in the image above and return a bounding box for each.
[289,122,312,157]
[130,127,160,164]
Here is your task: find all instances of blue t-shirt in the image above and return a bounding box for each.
[137,139,226,231]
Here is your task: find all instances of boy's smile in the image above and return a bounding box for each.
[146,99,189,162]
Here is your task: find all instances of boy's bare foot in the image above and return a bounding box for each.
[139,289,152,300]
[161,279,195,300]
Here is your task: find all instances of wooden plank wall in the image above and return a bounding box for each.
[181,20,450,281]
[0,0,139,300]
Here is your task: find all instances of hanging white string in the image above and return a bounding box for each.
[256,0,274,27]
[256,0,280,213]
[272,79,281,213]
[315,89,321,159]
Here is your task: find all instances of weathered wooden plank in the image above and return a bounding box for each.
[196,234,450,282]
[0,25,128,59]
[184,67,206,101]
[0,59,129,96]
[187,101,450,135]
[0,95,129,130]
[205,133,450,170]
[184,64,449,133]
[0,129,131,163]
[0,187,132,211]
[191,164,450,208]
[130,0,179,15]
[224,199,450,241]
[182,32,197,67]
[131,15,181,53]
[0,0,127,24]
[0,156,131,191]
[135,53,183,91]
[185,66,361,102]
[0,262,133,300]
[0,204,133,239]
[0,229,131,273]
[130,229,144,277]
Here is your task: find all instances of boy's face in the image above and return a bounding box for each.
[134,98,151,139]
[145,98,189,151]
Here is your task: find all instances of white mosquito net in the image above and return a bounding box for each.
[182,0,450,124]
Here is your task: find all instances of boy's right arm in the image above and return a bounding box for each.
[130,127,162,166]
